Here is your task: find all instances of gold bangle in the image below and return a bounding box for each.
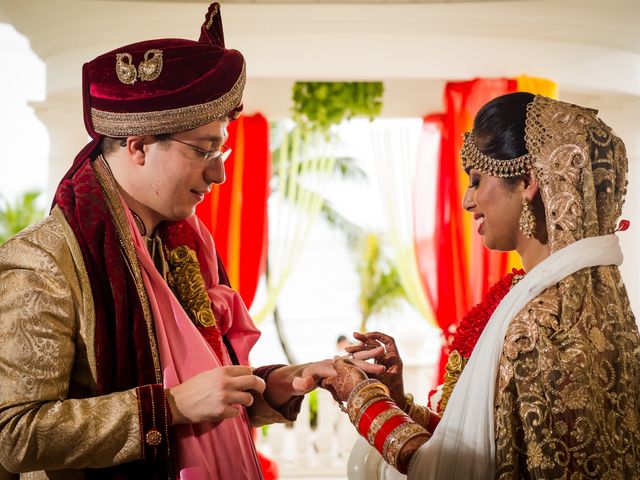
[366,407,405,446]
[347,379,383,403]
[348,387,389,423]
[382,422,429,469]
[347,380,390,423]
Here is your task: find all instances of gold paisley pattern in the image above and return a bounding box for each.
[0,212,141,477]
[495,96,640,479]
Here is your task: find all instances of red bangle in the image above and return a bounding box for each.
[374,413,412,452]
[357,399,396,437]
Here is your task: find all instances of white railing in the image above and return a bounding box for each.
[256,362,435,479]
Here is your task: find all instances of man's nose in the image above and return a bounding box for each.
[204,157,225,185]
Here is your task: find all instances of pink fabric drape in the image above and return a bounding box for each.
[123,203,263,479]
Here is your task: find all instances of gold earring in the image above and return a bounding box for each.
[519,197,536,239]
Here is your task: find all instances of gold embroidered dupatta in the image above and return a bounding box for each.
[495,96,640,479]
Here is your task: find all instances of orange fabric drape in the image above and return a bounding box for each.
[415,77,558,385]
[196,113,271,308]
[415,78,517,384]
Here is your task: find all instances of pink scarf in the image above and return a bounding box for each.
[123,205,263,479]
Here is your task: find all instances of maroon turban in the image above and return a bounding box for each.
[85,2,244,138]
[59,2,245,183]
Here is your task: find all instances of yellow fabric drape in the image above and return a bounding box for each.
[504,75,559,271]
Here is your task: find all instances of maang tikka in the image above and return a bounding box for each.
[519,197,536,238]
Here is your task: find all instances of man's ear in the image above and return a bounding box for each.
[123,136,148,165]
[522,171,540,203]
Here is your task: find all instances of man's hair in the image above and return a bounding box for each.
[99,134,172,156]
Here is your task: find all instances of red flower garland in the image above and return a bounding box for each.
[449,268,525,359]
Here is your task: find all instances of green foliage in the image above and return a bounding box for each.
[292,82,384,135]
[357,233,406,332]
[0,191,45,245]
[308,388,318,429]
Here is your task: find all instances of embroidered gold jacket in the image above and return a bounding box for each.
[0,207,291,479]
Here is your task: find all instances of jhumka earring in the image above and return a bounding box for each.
[519,197,536,239]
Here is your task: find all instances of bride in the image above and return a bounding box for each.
[322,92,640,479]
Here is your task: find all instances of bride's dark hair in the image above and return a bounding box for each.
[473,91,535,161]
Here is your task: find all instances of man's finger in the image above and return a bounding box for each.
[223,365,254,376]
[291,375,317,394]
[353,359,386,375]
[227,391,255,407]
[230,374,266,393]
[345,343,378,354]
[351,346,385,360]
[302,361,337,381]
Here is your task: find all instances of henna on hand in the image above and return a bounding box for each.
[351,331,406,409]
[321,358,368,403]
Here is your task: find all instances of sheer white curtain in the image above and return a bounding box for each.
[370,121,436,327]
[251,128,335,323]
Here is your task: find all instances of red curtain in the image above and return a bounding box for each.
[414,79,517,384]
[196,113,271,308]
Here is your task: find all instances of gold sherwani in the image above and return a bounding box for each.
[0,207,140,479]
[0,201,294,479]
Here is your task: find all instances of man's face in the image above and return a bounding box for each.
[134,119,229,227]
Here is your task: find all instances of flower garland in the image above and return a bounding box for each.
[429,268,525,413]
[449,268,525,358]
[159,221,224,360]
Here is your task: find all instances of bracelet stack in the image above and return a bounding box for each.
[346,380,430,472]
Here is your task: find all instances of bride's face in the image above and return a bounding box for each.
[462,168,524,251]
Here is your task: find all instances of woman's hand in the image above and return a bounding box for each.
[321,357,368,403]
[346,331,406,409]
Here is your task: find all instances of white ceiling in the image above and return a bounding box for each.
[1,0,639,117]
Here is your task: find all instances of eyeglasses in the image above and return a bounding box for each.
[167,137,232,165]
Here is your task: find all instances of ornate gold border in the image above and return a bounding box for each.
[91,62,245,136]
[93,156,163,384]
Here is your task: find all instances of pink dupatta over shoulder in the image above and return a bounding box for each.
[123,204,263,480]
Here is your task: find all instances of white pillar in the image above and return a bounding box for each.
[600,97,640,321]
[30,89,86,202]
[594,96,640,315]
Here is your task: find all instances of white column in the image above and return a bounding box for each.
[596,96,640,315]
[30,89,87,202]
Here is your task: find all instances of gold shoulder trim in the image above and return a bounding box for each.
[52,205,98,386]
[91,62,246,136]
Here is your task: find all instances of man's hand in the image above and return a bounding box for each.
[264,350,386,407]
[166,366,266,425]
